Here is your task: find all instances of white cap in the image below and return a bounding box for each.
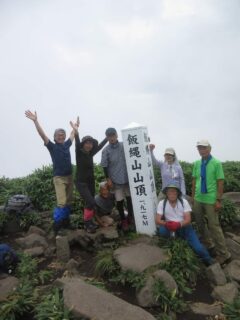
[196,139,211,147]
[164,148,175,156]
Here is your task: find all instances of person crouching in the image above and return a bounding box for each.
[94,181,115,227]
[156,184,213,266]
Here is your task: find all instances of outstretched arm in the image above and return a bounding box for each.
[92,137,108,155]
[25,110,49,145]
[69,116,79,142]
[70,117,81,149]
[149,144,162,167]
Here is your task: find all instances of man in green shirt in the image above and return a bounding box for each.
[192,140,231,265]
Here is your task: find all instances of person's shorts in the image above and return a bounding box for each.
[112,184,130,201]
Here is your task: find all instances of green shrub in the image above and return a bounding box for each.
[95,249,146,289]
[1,161,239,215]
[0,177,26,205]
[0,211,8,232]
[159,238,200,295]
[95,249,119,277]
[0,281,36,320]
[94,164,105,192]
[156,315,173,320]
[153,280,186,313]
[19,211,41,231]
[223,161,240,192]
[111,269,146,290]
[0,210,41,233]
[71,189,84,216]
[70,213,83,229]
[37,270,55,285]
[179,161,193,196]
[34,288,73,320]
[0,253,38,319]
[0,253,62,320]
[223,295,240,319]
[85,279,107,290]
[219,198,238,228]
[16,253,38,283]
[24,165,55,211]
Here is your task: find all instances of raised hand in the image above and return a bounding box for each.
[70,121,79,131]
[25,110,37,122]
[149,144,155,151]
[76,116,80,128]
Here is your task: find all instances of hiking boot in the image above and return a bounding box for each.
[215,253,232,266]
[84,221,96,233]
[120,218,129,232]
[90,220,100,230]
[208,246,217,258]
[127,215,136,231]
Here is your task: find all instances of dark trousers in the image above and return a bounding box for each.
[117,196,134,220]
[75,181,95,209]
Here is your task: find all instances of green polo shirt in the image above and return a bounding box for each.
[192,157,224,204]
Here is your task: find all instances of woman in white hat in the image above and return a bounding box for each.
[149,145,186,197]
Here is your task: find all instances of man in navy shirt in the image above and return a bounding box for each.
[25,110,78,232]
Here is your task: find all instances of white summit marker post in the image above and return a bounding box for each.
[121,123,158,236]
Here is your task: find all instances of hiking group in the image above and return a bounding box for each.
[24,110,231,267]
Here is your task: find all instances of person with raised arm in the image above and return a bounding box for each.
[25,110,78,233]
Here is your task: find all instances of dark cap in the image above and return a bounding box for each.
[105,127,117,137]
[80,135,98,148]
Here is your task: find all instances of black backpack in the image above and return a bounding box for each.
[0,244,19,274]
[4,195,33,214]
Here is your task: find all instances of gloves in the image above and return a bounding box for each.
[165,221,182,232]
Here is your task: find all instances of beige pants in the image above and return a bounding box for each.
[53,175,73,207]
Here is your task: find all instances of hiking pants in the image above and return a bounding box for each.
[53,175,73,207]
[75,181,95,209]
[193,200,230,257]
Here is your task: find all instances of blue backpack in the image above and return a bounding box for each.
[0,244,19,274]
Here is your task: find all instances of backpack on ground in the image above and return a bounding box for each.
[0,244,19,274]
[4,194,33,214]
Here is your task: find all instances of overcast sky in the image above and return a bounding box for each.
[0,0,240,178]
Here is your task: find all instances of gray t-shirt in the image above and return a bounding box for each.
[95,194,115,216]
[101,142,129,185]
